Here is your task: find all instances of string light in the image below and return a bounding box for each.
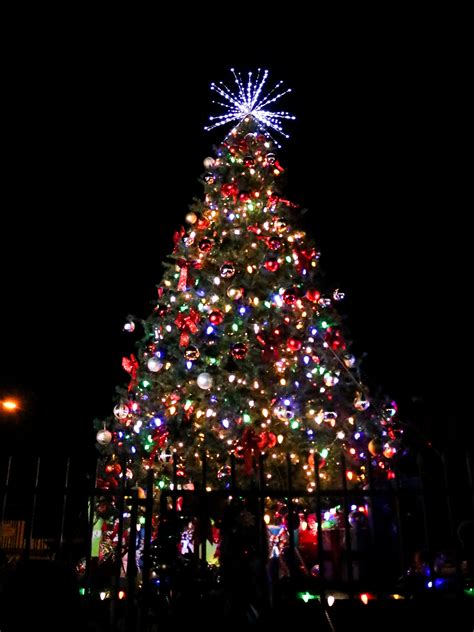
[205,69,295,144]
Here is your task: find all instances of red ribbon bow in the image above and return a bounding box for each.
[324,328,346,351]
[247,223,263,235]
[292,246,318,274]
[122,354,139,391]
[267,195,298,208]
[236,427,261,474]
[148,431,170,464]
[221,182,239,200]
[176,258,201,291]
[257,431,277,450]
[173,227,185,252]
[175,309,200,347]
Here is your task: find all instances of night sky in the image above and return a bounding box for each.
[1,34,469,460]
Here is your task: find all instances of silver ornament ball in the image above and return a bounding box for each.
[147,356,163,372]
[96,429,112,445]
[197,372,213,390]
[113,403,129,419]
[203,157,216,170]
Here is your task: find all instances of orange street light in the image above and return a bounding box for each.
[2,399,19,412]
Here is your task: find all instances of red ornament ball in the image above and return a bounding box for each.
[231,342,248,360]
[266,432,277,448]
[268,237,282,250]
[221,183,238,198]
[287,337,302,351]
[155,304,168,317]
[266,152,276,164]
[239,192,250,202]
[198,238,213,253]
[283,288,298,305]
[197,218,210,230]
[243,155,254,167]
[306,288,321,303]
[264,259,279,272]
[209,310,224,325]
[238,139,249,152]
[256,134,267,143]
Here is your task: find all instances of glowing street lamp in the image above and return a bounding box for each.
[1,399,19,412]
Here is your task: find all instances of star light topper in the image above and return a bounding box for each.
[205,68,295,146]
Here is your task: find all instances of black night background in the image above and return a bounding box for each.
[0,19,473,632]
[0,32,470,463]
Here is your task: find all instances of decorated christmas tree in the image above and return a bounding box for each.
[95,69,401,509]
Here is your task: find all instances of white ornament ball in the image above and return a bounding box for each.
[323,373,339,387]
[123,320,135,332]
[354,395,370,411]
[160,449,173,463]
[113,403,129,419]
[185,212,197,224]
[274,404,294,421]
[147,356,163,372]
[203,157,216,170]
[197,372,213,390]
[343,354,356,368]
[96,429,112,445]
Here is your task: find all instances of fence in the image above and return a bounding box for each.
[0,449,473,630]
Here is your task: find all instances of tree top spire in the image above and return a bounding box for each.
[204,68,295,147]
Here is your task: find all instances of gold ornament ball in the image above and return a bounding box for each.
[185,212,197,224]
[184,346,200,361]
[368,439,382,456]
[383,443,397,459]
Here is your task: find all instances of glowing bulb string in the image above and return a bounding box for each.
[205,68,295,146]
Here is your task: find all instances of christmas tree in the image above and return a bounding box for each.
[95,69,401,502]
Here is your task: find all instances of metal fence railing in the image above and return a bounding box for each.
[1,449,473,630]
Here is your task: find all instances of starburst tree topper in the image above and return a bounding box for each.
[205,69,295,145]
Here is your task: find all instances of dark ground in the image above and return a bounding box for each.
[1,557,473,631]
